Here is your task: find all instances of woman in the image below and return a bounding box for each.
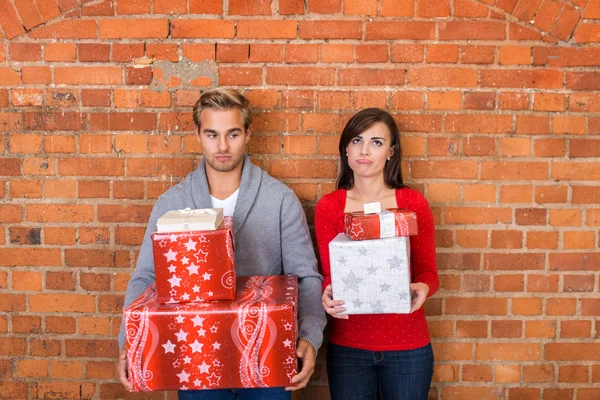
[315,108,438,400]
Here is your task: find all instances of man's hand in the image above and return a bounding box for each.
[409,282,430,313]
[285,338,316,391]
[118,346,133,391]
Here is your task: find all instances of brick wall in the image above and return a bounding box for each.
[1,0,599,399]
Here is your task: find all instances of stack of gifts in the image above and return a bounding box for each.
[329,206,418,315]
[124,208,298,392]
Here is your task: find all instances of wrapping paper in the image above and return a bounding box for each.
[329,233,411,314]
[125,275,298,391]
[344,208,418,241]
[152,217,235,304]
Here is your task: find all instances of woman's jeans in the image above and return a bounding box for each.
[327,342,434,400]
[178,388,290,400]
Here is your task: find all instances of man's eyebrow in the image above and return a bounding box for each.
[202,127,243,134]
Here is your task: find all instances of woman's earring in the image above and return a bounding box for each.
[346,152,348,156]
[387,157,390,161]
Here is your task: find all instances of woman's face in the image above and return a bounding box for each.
[345,122,393,180]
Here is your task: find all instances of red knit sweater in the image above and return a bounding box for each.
[314,188,439,351]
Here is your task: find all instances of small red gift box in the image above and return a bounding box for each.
[152,217,235,304]
[344,208,418,241]
[124,275,298,392]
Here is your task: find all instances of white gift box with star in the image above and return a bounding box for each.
[329,233,411,314]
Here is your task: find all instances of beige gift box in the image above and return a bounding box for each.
[156,208,224,233]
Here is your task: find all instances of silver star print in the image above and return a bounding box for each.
[387,255,403,269]
[398,291,409,301]
[338,256,347,265]
[380,283,391,292]
[357,247,368,256]
[341,270,363,292]
[353,298,363,309]
[371,300,384,313]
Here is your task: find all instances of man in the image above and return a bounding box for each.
[118,88,326,399]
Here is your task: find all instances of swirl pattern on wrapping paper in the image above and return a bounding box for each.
[126,306,151,391]
[233,277,276,388]
[221,270,235,289]
[261,365,271,378]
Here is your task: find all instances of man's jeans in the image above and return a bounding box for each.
[178,388,290,400]
[326,342,434,400]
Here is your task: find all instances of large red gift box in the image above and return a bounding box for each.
[124,275,298,392]
[152,217,235,304]
[344,208,418,241]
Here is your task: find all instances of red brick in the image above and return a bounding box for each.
[494,274,525,292]
[81,89,110,106]
[229,0,271,14]
[526,320,556,339]
[267,67,334,86]
[566,72,600,91]
[307,0,341,13]
[66,339,119,357]
[78,43,110,62]
[482,69,562,89]
[100,19,168,38]
[439,21,505,40]
[54,66,121,85]
[82,0,114,15]
[0,0,26,39]
[249,44,283,63]
[446,298,507,315]
[189,0,223,14]
[45,316,76,334]
[552,115,586,134]
[10,43,41,61]
[32,383,95,400]
[390,44,424,63]
[356,44,388,63]
[552,5,581,41]
[409,68,477,87]
[30,339,60,356]
[43,227,75,246]
[339,68,404,86]
[30,20,97,39]
[280,0,304,14]
[43,135,80,154]
[268,160,336,179]
[484,253,544,270]
[0,248,61,266]
[30,294,95,312]
[357,91,389,109]
[476,343,541,361]
[45,271,76,290]
[117,0,151,14]
[51,360,82,379]
[546,343,600,361]
[219,67,262,86]
[90,113,156,131]
[366,21,434,40]
[97,204,152,223]
[563,274,595,292]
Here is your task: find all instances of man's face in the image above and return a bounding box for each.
[196,108,251,174]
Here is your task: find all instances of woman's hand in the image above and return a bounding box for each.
[409,282,430,313]
[321,285,349,319]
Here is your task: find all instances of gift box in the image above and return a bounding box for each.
[157,208,224,233]
[344,208,418,241]
[152,217,235,304]
[125,275,298,392]
[329,233,411,314]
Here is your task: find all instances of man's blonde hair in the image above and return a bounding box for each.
[192,88,252,130]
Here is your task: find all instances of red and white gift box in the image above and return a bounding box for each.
[124,275,298,392]
[152,216,235,304]
[344,208,418,241]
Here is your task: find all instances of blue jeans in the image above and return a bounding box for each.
[178,388,290,400]
[326,342,434,400]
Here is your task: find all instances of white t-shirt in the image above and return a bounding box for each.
[210,188,239,217]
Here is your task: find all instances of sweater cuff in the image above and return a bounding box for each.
[298,317,324,352]
[413,275,439,298]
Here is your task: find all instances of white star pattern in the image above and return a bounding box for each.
[162,340,175,353]
[181,293,190,301]
[198,235,207,243]
[198,361,211,374]
[184,238,197,251]
[285,356,295,364]
[198,328,206,337]
[192,315,205,327]
[181,256,190,265]
[169,234,178,242]
[284,323,292,330]
[175,329,188,342]
[207,291,214,296]
[184,356,192,364]
[168,275,182,288]
[167,297,177,304]
[194,249,209,263]
[164,248,178,262]
[350,222,364,238]
[202,272,212,281]
[175,315,185,324]
[212,341,221,350]
[177,370,190,383]
[168,265,177,273]
[192,285,200,293]
[210,325,218,333]
[190,340,203,353]
[213,360,221,367]
[193,379,202,387]
[206,373,221,386]
[283,339,292,348]
[187,263,200,275]
[159,239,168,247]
